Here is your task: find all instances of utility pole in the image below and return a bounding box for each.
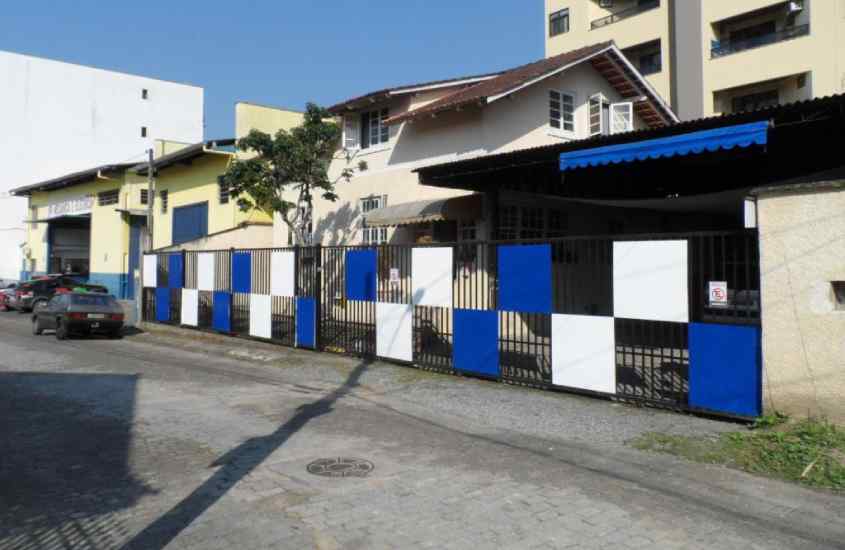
[146,148,155,248]
[137,148,156,325]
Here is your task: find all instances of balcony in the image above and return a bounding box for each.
[591,0,660,30]
[711,24,809,58]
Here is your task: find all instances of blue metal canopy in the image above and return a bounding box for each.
[559,121,769,171]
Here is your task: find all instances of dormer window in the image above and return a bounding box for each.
[549,90,575,134]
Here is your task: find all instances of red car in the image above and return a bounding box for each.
[8,276,107,313]
[0,283,17,312]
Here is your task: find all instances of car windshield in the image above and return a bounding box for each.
[70,294,117,307]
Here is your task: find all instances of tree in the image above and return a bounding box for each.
[222,103,353,245]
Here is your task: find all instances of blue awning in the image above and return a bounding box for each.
[559,121,769,171]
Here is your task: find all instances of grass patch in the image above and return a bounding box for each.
[631,416,845,491]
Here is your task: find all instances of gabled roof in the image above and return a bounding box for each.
[11,163,135,196]
[327,73,502,114]
[134,139,235,175]
[386,42,676,127]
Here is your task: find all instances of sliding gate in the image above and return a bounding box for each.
[142,230,762,419]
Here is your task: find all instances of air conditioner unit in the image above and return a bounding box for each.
[599,0,614,7]
[787,1,804,14]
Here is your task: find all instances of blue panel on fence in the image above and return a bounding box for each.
[296,297,316,349]
[689,323,762,418]
[212,292,232,332]
[453,309,499,378]
[155,288,170,322]
[498,244,552,313]
[232,252,252,294]
[346,249,377,302]
[168,255,184,289]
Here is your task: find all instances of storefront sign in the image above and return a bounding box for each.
[47,195,94,220]
[709,281,728,307]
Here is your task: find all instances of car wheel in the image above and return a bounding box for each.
[55,319,67,340]
[32,317,43,335]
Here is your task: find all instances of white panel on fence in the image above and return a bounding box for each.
[551,314,616,394]
[143,255,158,288]
[271,250,296,297]
[613,240,689,323]
[249,294,272,339]
[197,253,215,292]
[181,289,199,327]
[376,302,414,362]
[411,247,453,307]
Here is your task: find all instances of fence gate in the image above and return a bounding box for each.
[142,230,762,419]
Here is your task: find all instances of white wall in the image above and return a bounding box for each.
[0,50,204,281]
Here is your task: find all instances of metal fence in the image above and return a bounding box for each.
[142,229,762,418]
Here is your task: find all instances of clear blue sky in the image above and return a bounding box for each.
[2,1,543,140]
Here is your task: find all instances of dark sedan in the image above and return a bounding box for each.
[32,292,124,340]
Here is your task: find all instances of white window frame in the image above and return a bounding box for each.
[361,195,389,245]
[610,102,634,135]
[589,93,610,137]
[362,108,390,151]
[549,89,576,138]
[343,115,360,150]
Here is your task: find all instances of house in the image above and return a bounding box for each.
[11,103,302,299]
[278,41,676,247]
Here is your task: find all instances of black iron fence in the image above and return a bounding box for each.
[711,24,810,58]
[142,230,761,416]
[591,0,660,30]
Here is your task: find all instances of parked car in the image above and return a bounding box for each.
[0,283,16,311]
[9,276,107,312]
[32,292,124,340]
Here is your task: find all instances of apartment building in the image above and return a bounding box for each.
[545,0,845,120]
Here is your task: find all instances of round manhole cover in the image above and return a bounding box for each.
[306,457,374,478]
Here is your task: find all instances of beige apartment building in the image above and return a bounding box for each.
[545,0,845,119]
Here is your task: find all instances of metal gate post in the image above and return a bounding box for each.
[314,244,323,351]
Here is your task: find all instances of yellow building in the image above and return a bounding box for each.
[545,0,845,119]
[11,103,303,298]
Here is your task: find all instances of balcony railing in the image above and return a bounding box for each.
[711,24,810,58]
[591,0,660,30]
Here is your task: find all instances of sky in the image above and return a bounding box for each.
[2,1,543,139]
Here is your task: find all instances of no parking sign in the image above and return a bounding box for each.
[709,281,728,307]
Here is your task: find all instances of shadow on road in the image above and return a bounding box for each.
[0,372,150,550]
[122,358,372,550]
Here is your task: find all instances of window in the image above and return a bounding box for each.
[731,89,779,114]
[589,94,610,136]
[498,205,568,240]
[549,8,570,36]
[140,189,149,205]
[549,90,575,133]
[520,207,544,239]
[639,50,661,75]
[458,220,477,242]
[218,176,230,204]
[833,282,845,311]
[97,189,119,206]
[141,126,148,138]
[729,21,777,46]
[360,108,389,149]
[610,102,634,134]
[160,190,169,213]
[344,116,360,150]
[361,195,388,244]
[142,89,149,100]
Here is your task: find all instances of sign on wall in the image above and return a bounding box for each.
[46,195,94,220]
[709,281,729,307]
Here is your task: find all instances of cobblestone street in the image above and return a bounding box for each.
[1,315,843,550]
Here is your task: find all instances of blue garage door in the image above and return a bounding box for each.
[172,202,208,245]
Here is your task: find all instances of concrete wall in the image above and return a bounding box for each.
[0,50,204,281]
[157,223,273,252]
[235,102,303,139]
[757,185,845,424]
[285,63,647,246]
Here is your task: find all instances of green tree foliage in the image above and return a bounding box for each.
[222,103,352,244]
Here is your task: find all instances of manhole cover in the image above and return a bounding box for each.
[306,457,374,478]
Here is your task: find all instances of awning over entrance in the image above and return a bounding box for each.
[364,194,482,227]
[559,121,769,171]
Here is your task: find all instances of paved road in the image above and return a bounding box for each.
[1,313,843,550]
